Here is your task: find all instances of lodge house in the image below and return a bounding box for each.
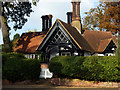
[14,0,117,62]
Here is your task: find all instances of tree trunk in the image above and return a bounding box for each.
[0,2,11,50]
[1,16,11,48]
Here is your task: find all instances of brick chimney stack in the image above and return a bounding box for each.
[76,2,80,20]
[41,15,53,32]
[71,0,82,32]
[72,2,76,21]
[67,12,72,25]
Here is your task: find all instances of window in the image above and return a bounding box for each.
[24,54,27,58]
[74,52,78,56]
[30,54,32,59]
[51,29,69,44]
[61,47,64,50]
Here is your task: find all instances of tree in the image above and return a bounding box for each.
[83,1,120,35]
[12,33,20,48]
[0,0,38,51]
[83,7,104,31]
[13,33,20,42]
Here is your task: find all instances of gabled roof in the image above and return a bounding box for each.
[14,19,117,54]
[83,30,117,52]
[58,19,94,52]
[98,39,112,52]
[37,19,94,52]
[14,31,47,53]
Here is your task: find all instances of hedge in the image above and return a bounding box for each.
[2,52,41,82]
[49,56,119,82]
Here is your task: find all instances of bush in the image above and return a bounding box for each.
[2,52,25,65]
[49,56,119,82]
[99,56,118,81]
[49,61,62,77]
[2,52,41,82]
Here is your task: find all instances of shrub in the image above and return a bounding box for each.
[49,56,119,82]
[2,52,25,65]
[49,61,62,77]
[2,53,41,82]
[99,56,118,81]
[2,52,25,60]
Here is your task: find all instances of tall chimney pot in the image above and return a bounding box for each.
[67,12,72,25]
[41,14,53,32]
[71,0,82,32]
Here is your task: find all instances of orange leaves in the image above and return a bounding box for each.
[83,1,120,34]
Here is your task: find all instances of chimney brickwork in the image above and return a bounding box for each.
[41,15,53,31]
[71,0,82,32]
[67,12,72,25]
[76,2,80,20]
[72,2,76,21]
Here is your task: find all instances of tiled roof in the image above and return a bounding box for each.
[14,19,117,54]
[14,31,47,53]
[83,30,117,52]
[98,39,112,52]
[58,19,94,52]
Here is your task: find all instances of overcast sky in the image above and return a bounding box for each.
[0,0,99,44]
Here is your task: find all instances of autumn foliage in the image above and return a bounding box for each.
[83,1,120,35]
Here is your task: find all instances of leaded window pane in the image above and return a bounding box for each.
[50,28,70,44]
[58,31,61,35]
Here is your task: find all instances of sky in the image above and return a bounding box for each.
[0,0,99,44]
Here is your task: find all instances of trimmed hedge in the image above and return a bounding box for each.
[49,56,119,82]
[2,52,25,64]
[2,52,41,82]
